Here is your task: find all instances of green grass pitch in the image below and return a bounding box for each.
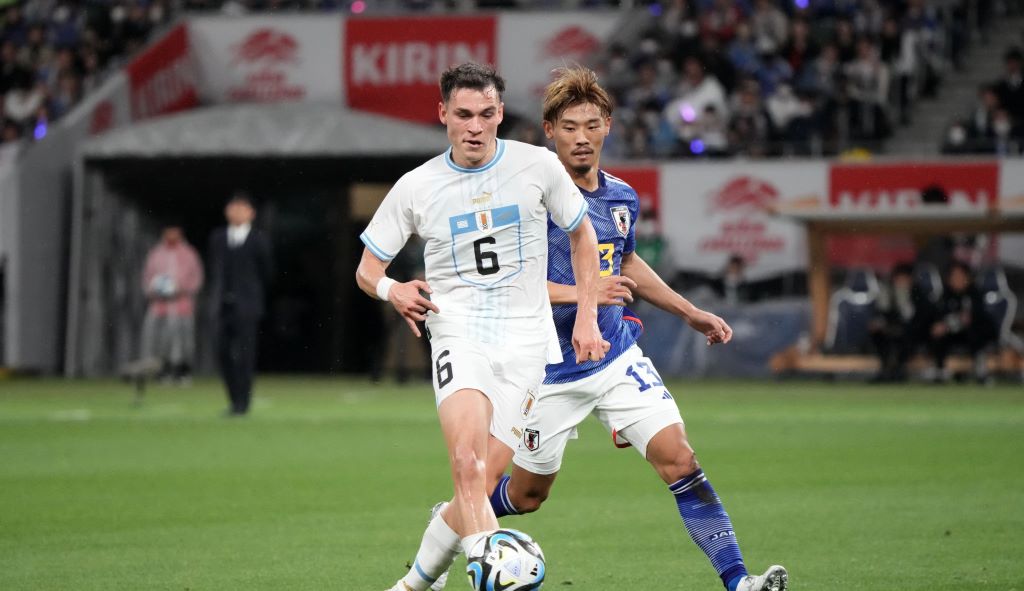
[1,376,1022,590]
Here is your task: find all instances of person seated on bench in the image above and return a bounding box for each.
[927,262,998,383]
[869,263,930,382]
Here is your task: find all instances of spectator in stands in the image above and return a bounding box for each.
[868,263,928,383]
[781,18,818,79]
[0,0,170,142]
[698,33,736,93]
[622,58,671,115]
[749,0,787,55]
[765,82,812,152]
[994,47,1024,123]
[927,262,998,384]
[0,40,27,95]
[879,15,915,125]
[699,0,742,45]
[845,37,891,141]
[964,84,1003,152]
[141,225,204,385]
[755,50,793,97]
[901,0,942,97]
[990,108,1023,155]
[4,70,44,130]
[664,55,729,155]
[19,24,52,69]
[659,0,701,61]
[833,18,857,64]
[727,21,761,78]
[797,42,841,99]
[729,78,772,156]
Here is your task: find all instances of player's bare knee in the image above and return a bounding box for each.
[654,443,699,484]
[451,446,486,489]
[512,485,549,514]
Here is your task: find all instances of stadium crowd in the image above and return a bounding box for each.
[943,45,1024,155]
[583,0,991,158]
[1,0,170,144]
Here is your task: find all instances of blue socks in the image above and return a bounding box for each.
[489,474,519,518]
[492,470,746,590]
[669,469,748,590]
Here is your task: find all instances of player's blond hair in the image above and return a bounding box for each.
[542,66,613,124]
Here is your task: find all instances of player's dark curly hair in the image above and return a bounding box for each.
[439,63,505,104]
[542,66,613,124]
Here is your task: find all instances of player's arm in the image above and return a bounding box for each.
[355,248,438,338]
[620,250,732,346]
[567,217,611,362]
[547,276,636,306]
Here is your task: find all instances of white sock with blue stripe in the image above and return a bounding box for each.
[400,512,461,591]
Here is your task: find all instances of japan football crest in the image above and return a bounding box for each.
[610,206,630,237]
[524,428,541,451]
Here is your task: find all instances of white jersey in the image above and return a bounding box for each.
[361,139,587,358]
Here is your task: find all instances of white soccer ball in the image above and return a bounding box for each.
[466,529,546,591]
[150,274,176,297]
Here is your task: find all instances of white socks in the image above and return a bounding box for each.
[400,511,462,591]
[460,530,492,557]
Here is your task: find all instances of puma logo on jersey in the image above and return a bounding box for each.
[472,192,493,205]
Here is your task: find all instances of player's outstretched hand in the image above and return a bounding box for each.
[686,308,733,346]
[598,275,636,306]
[389,280,440,338]
[572,318,611,364]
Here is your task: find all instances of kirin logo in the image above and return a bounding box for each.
[542,26,600,60]
[233,29,299,64]
[709,176,779,213]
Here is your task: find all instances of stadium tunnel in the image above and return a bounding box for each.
[65,103,447,377]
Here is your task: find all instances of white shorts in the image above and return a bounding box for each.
[429,325,548,451]
[512,344,684,475]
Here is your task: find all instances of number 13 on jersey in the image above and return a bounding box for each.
[449,205,523,286]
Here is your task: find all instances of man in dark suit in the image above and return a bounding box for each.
[208,193,273,416]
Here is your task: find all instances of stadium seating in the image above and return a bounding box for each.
[1,0,169,145]
[824,268,879,354]
[978,265,1023,352]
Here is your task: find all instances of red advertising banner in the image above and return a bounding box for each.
[829,162,999,211]
[604,166,660,229]
[344,17,496,123]
[126,24,198,120]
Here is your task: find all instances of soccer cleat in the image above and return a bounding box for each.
[385,583,412,591]
[427,502,449,590]
[735,565,788,591]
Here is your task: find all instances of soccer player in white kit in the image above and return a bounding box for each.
[400,67,788,591]
[354,63,607,591]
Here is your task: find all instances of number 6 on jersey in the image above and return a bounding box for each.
[449,205,523,286]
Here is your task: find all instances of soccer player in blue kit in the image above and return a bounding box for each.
[488,66,789,591]
[395,66,787,591]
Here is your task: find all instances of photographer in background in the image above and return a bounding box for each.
[141,225,204,385]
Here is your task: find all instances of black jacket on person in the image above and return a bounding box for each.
[207,226,273,319]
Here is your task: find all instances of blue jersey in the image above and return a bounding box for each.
[545,170,643,384]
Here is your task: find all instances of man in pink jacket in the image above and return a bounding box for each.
[141,225,204,384]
